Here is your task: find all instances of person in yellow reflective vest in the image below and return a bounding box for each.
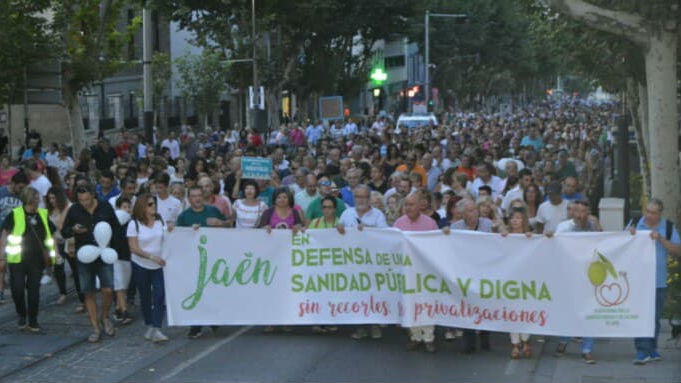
[0,187,56,332]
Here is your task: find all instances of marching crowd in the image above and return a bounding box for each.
[0,97,678,366]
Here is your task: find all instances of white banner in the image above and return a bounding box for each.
[163,228,655,337]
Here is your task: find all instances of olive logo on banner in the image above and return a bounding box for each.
[587,250,629,307]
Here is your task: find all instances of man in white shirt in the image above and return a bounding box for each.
[110,178,138,209]
[160,132,181,160]
[339,184,388,229]
[52,145,75,184]
[338,184,388,341]
[535,181,569,234]
[344,118,358,136]
[294,174,320,213]
[154,173,182,223]
[25,159,51,208]
[468,163,504,200]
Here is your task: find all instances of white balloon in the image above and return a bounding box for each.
[94,222,112,248]
[77,245,100,264]
[100,247,118,264]
[115,210,131,226]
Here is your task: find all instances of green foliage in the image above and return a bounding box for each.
[151,52,172,107]
[53,0,140,104]
[175,50,230,120]
[0,0,55,104]
[153,0,416,98]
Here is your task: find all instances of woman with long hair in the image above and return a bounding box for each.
[502,206,533,359]
[127,193,168,342]
[523,183,543,231]
[47,187,84,309]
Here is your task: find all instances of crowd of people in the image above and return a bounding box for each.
[0,97,678,366]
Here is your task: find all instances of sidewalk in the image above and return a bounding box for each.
[533,324,681,383]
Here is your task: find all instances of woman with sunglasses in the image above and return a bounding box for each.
[502,206,534,359]
[127,193,168,342]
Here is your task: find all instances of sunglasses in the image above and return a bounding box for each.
[147,201,156,207]
[319,181,332,187]
[322,205,335,209]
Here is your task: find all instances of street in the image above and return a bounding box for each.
[0,285,679,383]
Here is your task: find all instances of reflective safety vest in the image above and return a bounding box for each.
[5,207,55,264]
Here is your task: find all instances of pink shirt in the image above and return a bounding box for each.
[209,195,233,218]
[393,214,438,232]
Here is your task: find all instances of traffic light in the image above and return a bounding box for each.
[370,67,387,84]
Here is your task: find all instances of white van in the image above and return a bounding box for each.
[395,113,438,133]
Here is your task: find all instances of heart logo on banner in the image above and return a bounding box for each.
[598,283,622,306]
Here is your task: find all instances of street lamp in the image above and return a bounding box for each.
[424,10,467,108]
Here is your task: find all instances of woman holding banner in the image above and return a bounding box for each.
[307,195,341,334]
[502,205,534,359]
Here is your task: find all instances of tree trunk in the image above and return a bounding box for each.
[644,31,680,224]
[626,78,650,201]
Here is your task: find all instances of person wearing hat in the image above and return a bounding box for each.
[535,181,568,234]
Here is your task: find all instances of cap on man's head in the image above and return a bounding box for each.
[546,181,562,195]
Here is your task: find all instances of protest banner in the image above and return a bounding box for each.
[241,157,272,179]
[163,228,655,337]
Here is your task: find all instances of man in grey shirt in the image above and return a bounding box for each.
[449,199,493,353]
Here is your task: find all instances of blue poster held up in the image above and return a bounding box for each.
[241,157,272,180]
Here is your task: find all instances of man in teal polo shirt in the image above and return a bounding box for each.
[176,185,228,338]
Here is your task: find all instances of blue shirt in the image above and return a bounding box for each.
[305,125,324,145]
[520,136,544,151]
[96,184,121,202]
[636,218,680,288]
[339,186,355,207]
[562,192,584,202]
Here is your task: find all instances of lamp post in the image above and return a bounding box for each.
[424,11,467,108]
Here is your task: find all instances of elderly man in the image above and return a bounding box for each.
[198,176,232,224]
[306,176,346,220]
[393,193,439,352]
[628,198,680,364]
[338,185,388,340]
[339,168,362,207]
[450,199,493,353]
[294,174,320,213]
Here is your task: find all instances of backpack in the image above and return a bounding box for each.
[632,216,675,241]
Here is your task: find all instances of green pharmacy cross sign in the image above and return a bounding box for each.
[370,67,388,84]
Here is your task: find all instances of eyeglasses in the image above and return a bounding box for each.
[322,205,335,209]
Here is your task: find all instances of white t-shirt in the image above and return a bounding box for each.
[233,199,268,228]
[161,139,181,159]
[156,194,182,223]
[535,199,569,234]
[126,220,164,270]
[339,207,388,228]
[30,175,52,208]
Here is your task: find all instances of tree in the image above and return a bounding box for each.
[151,52,172,131]
[153,0,416,125]
[53,0,139,153]
[0,0,55,156]
[545,0,680,224]
[175,50,230,128]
